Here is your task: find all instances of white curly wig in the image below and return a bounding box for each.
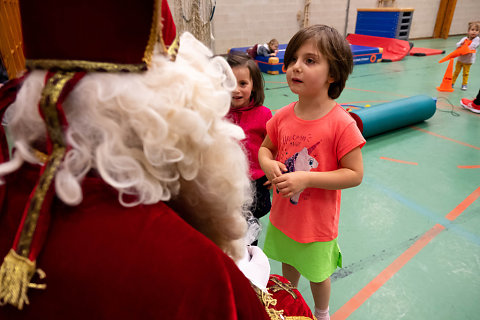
[0,33,252,260]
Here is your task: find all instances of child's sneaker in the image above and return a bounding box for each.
[460,98,480,113]
[461,85,467,91]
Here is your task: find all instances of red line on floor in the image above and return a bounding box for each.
[331,186,480,319]
[331,224,445,320]
[380,157,418,165]
[458,165,480,169]
[445,186,480,221]
[410,126,480,150]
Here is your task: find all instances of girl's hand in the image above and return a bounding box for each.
[272,171,309,198]
[263,160,287,183]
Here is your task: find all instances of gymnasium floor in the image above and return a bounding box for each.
[257,35,480,320]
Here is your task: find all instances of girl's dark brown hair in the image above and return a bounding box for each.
[284,24,353,99]
[226,52,265,107]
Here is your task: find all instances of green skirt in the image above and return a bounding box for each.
[263,222,342,283]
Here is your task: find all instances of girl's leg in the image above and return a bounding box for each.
[310,277,331,309]
[282,262,301,287]
[452,61,463,85]
[311,277,331,320]
[462,63,472,86]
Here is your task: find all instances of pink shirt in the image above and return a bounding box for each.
[266,102,365,243]
[226,103,272,180]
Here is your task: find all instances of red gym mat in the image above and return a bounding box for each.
[409,47,445,56]
[346,34,411,62]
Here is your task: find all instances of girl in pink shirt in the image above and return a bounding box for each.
[226,53,272,235]
[259,25,365,320]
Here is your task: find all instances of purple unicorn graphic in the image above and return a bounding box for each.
[283,141,320,204]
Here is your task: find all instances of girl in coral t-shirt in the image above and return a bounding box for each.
[259,25,365,320]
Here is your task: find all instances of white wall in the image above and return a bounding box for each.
[376,0,441,39]
[451,0,480,35]
[167,0,480,54]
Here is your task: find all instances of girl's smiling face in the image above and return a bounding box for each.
[231,66,253,109]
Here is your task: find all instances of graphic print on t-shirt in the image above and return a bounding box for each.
[283,141,320,204]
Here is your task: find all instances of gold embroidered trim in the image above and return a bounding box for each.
[253,280,316,320]
[16,71,74,256]
[26,59,147,73]
[253,285,284,320]
[269,276,298,299]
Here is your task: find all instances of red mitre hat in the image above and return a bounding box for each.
[0,0,176,310]
[20,0,176,71]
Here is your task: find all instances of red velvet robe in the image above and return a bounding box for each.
[0,164,269,319]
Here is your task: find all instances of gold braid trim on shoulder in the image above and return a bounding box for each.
[17,71,75,256]
[26,59,147,73]
[0,71,74,310]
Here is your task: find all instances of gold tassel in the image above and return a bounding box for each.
[0,249,46,310]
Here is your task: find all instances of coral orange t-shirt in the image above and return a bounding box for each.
[266,102,365,243]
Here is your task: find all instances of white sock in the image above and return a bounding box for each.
[314,306,330,320]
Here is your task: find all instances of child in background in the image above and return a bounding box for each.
[226,52,272,240]
[257,39,279,57]
[452,21,480,91]
[259,25,365,320]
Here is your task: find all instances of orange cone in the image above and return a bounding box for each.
[436,58,455,92]
[438,40,476,63]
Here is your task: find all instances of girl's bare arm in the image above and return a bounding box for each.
[258,135,286,182]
